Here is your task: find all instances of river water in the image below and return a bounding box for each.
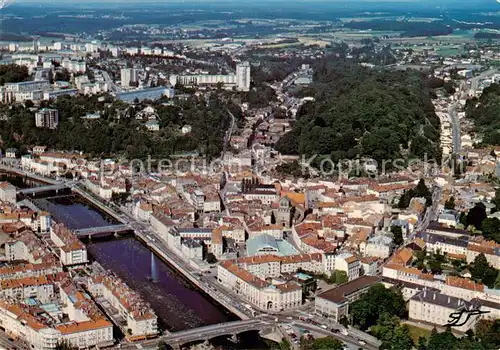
[33,195,118,230]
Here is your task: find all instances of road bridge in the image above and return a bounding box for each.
[0,164,59,185]
[164,319,272,346]
[18,183,69,195]
[75,224,131,237]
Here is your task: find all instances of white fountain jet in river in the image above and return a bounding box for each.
[150,251,158,283]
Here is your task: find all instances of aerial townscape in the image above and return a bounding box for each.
[0,0,500,349]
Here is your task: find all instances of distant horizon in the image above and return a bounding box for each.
[5,0,500,12]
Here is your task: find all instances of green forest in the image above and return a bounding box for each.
[275,58,441,168]
[466,83,500,146]
[0,64,30,85]
[0,93,241,160]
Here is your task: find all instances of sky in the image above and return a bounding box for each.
[14,0,499,3]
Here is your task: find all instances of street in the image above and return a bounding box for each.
[449,101,461,154]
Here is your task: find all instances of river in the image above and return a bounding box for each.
[32,195,118,230]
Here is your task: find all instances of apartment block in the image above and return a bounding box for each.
[315,276,381,322]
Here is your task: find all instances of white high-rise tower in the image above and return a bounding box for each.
[121,68,137,88]
[236,62,251,92]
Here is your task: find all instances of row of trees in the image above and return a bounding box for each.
[417,319,500,350]
[350,284,406,330]
[299,336,343,350]
[321,269,348,285]
[349,284,413,349]
[460,201,500,244]
[397,179,433,209]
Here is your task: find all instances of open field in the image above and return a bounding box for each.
[436,47,464,57]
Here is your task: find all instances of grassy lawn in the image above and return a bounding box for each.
[406,324,431,343]
[436,47,463,57]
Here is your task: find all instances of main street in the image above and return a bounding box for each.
[405,184,442,244]
[101,70,122,93]
[449,101,461,154]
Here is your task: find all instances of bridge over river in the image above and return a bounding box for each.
[75,224,131,237]
[163,319,273,348]
[17,183,69,195]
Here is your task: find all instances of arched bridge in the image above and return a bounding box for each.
[164,319,273,346]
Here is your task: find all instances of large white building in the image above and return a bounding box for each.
[409,290,482,333]
[217,253,323,311]
[0,80,50,103]
[35,108,59,129]
[61,59,86,73]
[50,224,88,266]
[218,260,302,311]
[4,230,56,265]
[12,54,39,72]
[121,68,137,88]
[170,61,251,92]
[0,280,114,349]
[0,276,55,303]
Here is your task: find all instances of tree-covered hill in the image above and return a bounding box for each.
[465,83,500,146]
[0,93,240,160]
[275,58,441,168]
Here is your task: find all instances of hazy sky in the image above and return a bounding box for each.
[15,0,498,3]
